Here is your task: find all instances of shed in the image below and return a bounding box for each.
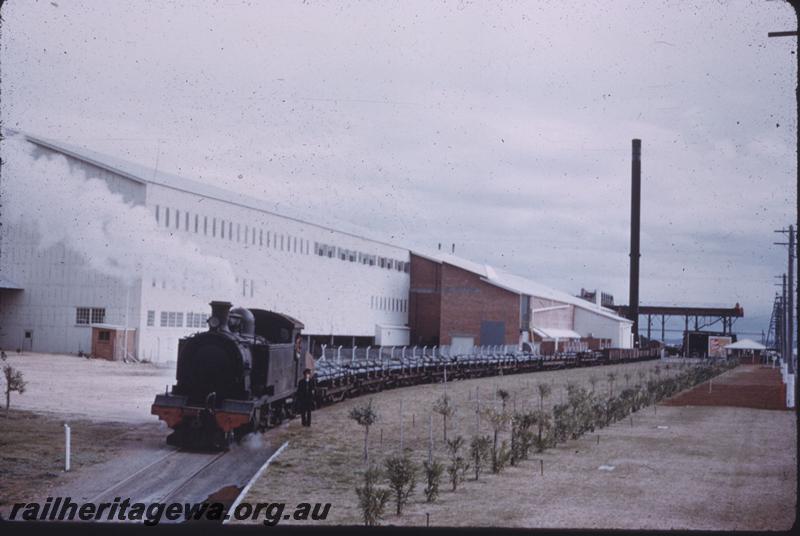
[91,324,136,361]
[724,338,766,363]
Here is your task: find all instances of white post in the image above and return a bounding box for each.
[400,399,404,451]
[428,414,433,464]
[64,424,71,472]
[366,346,371,361]
[352,346,356,364]
[423,346,428,358]
[337,345,343,365]
[432,345,437,358]
[402,346,407,359]
[122,284,130,361]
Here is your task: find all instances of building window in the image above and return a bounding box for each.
[194,214,199,233]
[98,330,111,342]
[165,207,170,228]
[267,231,272,248]
[237,223,241,242]
[91,308,105,324]
[155,205,160,224]
[252,228,256,245]
[280,235,284,251]
[175,209,180,229]
[76,307,91,325]
[229,221,233,241]
[160,312,168,327]
[185,212,189,231]
[221,219,225,239]
[77,307,105,325]
[204,216,208,235]
[259,229,263,246]
[147,310,155,327]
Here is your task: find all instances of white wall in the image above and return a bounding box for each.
[0,221,140,355]
[573,307,633,349]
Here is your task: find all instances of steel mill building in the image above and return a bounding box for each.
[0,132,632,362]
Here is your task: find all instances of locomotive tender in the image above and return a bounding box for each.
[151,300,305,450]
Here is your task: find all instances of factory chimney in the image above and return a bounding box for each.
[629,139,641,347]
[451,243,455,254]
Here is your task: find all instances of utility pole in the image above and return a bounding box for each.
[775,227,796,375]
[768,27,798,408]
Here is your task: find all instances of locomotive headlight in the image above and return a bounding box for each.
[208,316,220,329]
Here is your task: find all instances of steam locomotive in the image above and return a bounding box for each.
[151,301,305,450]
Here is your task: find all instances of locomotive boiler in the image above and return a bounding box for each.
[151,300,305,450]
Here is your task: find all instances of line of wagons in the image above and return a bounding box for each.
[152,301,659,450]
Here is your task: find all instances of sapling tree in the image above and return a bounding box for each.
[385,455,417,515]
[4,365,26,417]
[469,435,491,480]
[536,383,552,413]
[423,460,444,502]
[355,466,391,526]
[433,393,455,442]
[530,410,552,453]
[445,436,470,491]
[482,406,510,473]
[496,389,510,412]
[588,374,599,394]
[349,398,378,463]
[606,372,617,398]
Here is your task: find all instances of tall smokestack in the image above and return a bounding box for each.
[629,139,641,347]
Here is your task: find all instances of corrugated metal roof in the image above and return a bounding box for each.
[533,327,583,339]
[724,339,765,350]
[20,132,409,252]
[412,249,632,324]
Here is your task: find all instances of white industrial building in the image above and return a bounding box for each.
[0,133,411,361]
[1,132,631,362]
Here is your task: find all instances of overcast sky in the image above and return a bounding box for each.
[1,0,796,336]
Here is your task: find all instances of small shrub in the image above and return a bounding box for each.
[355,466,391,526]
[469,435,491,480]
[3,365,26,417]
[423,460,444,502]
[385,455,417,515]
[445,436,470,491]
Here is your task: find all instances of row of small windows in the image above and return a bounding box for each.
[370,296,407,313]
[76,307,106,325]
[156,204,309,255]
[146,310,209,328]
[314,243,410,272]
[154,204,409,273]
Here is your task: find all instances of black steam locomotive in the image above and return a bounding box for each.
[151,301,305,450]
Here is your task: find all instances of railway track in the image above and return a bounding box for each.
[86,442,280,524]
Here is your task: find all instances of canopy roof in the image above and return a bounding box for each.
[724,338,766,350]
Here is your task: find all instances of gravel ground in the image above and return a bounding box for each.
[238,361,797,530]
[1,352,176,423]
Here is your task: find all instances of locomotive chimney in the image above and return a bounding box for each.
[209,300,232,332]
[629,139,641,348]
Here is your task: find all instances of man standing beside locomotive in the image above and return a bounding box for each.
[295,368,317,427]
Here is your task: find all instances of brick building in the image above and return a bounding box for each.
[409,251,633,352]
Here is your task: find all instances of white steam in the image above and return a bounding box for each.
[1,134,237,298]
